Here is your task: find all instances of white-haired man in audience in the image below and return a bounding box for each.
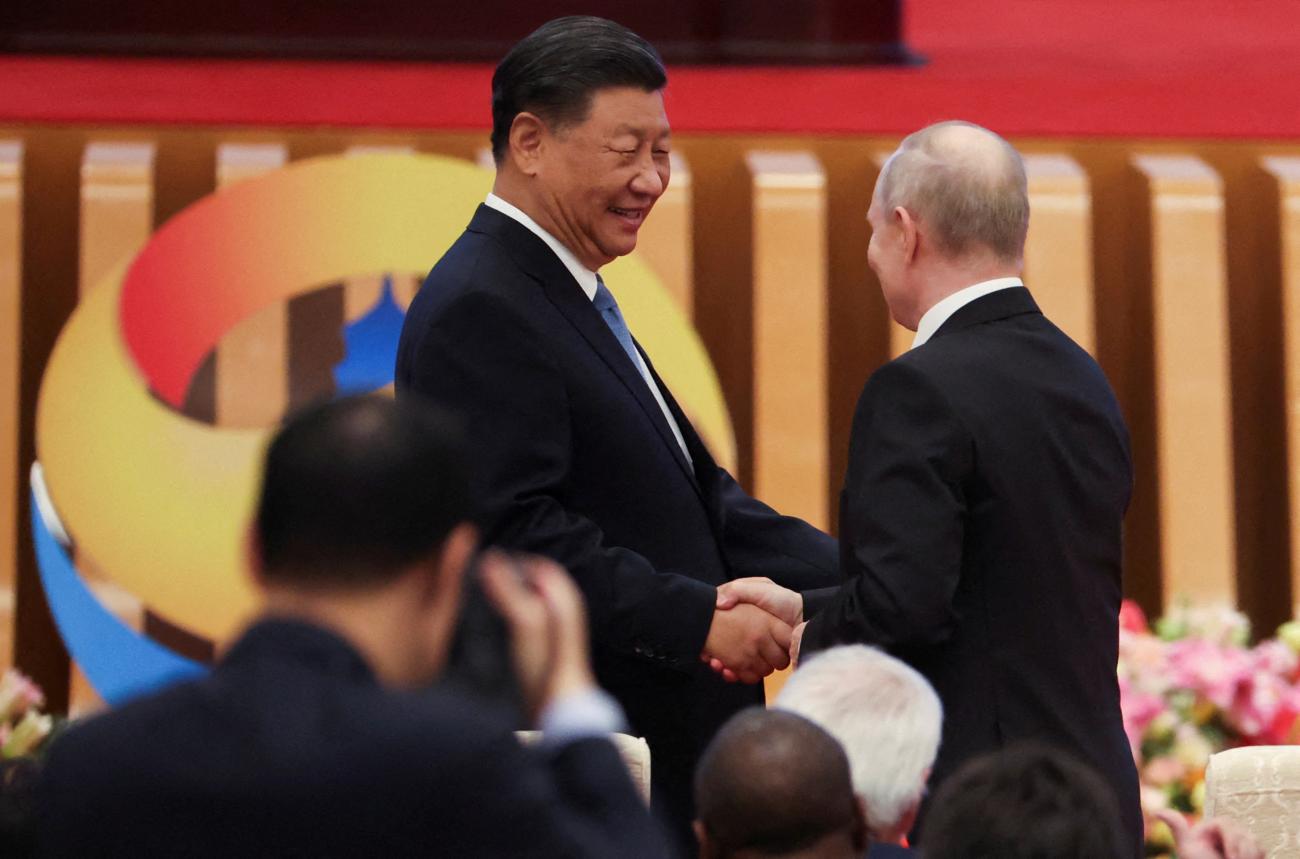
[776,645,941,858]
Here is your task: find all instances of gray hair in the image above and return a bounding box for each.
[876,120,1028,263]
[775,645,943,834]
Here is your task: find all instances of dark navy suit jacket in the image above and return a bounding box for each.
[802,287,1141,855]
[37,620,667,858]
[396,204,839,841]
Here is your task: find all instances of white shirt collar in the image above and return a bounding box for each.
[485,193,599,301]
[911,277,1024,349]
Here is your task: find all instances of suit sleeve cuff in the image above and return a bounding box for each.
[537,687,628,747]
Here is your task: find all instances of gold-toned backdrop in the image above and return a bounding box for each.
[3,126,1299,709]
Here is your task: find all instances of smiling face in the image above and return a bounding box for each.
[531,86,671,270]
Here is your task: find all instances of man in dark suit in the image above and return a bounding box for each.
[36,396,669,858]
[395,16,839,846]
[715,122,1141,854]
[693,708,870,859]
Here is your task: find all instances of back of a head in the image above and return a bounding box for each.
[775,645,942,834]
[490,15,667,163]
[695,708,862,859]
[877,120,1029,264]
[255,395,472,587]
[922,743,1126,859]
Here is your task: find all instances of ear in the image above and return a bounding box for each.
[894,205,920,263]
[429,522,478,606]
[693,821,716,859]
[508,111,547,176]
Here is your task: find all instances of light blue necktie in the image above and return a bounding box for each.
[592,275,694,466]
[593,275,643,372]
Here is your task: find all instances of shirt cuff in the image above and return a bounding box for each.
[536,687,628,746]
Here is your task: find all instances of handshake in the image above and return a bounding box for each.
[699,578,806,684]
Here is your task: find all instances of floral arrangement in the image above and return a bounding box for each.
[0,668,54,759]
[1119,599,1300,855]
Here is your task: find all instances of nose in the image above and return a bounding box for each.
[629,154,667,199]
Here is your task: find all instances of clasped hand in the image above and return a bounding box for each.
[699,577,806,684]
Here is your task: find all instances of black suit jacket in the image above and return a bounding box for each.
[802,287,1141,855]
[396,204,839,839]
[36,620,666,858]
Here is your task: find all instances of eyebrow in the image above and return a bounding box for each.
[611,124,672,140]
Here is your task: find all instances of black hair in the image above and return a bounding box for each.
[255,395,472,587]
[695,708,861,857]
[922,743,1127,858]
[490,15,667,163]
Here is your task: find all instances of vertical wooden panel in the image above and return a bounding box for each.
[214,143,289,428]
[73,141,156,714]
[1265,157,1300,617]
[79,143,154,296]
[636,152,695,318]
[746,151,828,529]
[1132,154,1236,607]
[16,131,80,711]
[288,287,346,411]
[1210,150,1291,634]
[0,142,21,669]
[1023,154,1095,354]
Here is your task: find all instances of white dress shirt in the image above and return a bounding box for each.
[484,194,693,464]
[911,276,1024,349]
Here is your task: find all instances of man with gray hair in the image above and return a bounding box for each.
[714,121,1140,854]
[776,646,941,857]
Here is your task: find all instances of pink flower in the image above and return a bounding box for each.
[1121,684,1167,756]
[0,670,45,723]
[1121,600,1150,634]
[1166,638,1252,711]
[1143,754,1187,786]
[1229,672,1289,739]
[1252,639,1299,678]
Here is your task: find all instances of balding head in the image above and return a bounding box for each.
[877,120,1028,264]
[694,708,866,859]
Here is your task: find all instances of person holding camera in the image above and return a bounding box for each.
[35,395,670,858]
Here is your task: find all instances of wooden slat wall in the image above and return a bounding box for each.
[1023,154,1095,354]
[1266,157,1300,617]
[1133,154,1237,606]
[9,127,1300,700]
[746,151,829,530]
[214,144,289,428]
[0,142,20,669]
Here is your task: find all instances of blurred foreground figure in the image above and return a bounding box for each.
[776,646,940,857]
[716,121,1140,853]
[36,395,668,858]
[694,708,867,859]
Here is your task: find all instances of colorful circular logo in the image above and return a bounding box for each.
[34,153,735,701]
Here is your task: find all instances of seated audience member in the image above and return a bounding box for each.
[775,645,941,857]
[35,395,669,858]
[921,743,1130,858]
[0,758,39,858]
[694,708,868,859]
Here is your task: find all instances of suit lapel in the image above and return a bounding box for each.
[469,206,701,490]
